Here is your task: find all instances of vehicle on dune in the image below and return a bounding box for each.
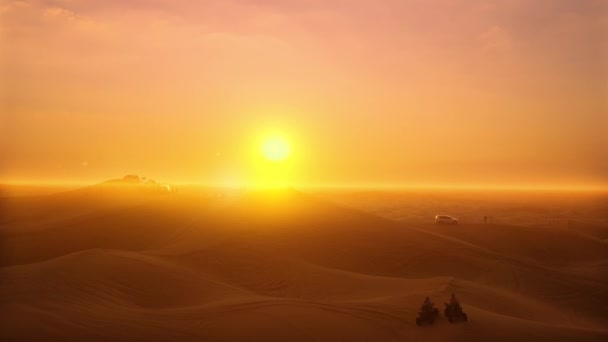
[416,297,439,326]
[444,293,468,323]
[435,215,459,225]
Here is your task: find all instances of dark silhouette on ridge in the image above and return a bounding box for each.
[444,293,468,323]
[416,296,439,326]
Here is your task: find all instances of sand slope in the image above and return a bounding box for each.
[1,186,607,341]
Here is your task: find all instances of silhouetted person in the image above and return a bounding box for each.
[450,293,458,306]
[422,297,433,311]
[484,216,487,224]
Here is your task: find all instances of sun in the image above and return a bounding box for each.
[261,136,290,162]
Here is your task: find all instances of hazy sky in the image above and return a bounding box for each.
[1,0,607,187]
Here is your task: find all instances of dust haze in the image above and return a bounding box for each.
[1,180,607,341]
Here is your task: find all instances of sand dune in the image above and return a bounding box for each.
[1,184,608,341]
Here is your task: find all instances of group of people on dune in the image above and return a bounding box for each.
[416,293,468,326]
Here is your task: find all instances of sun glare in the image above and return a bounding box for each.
[262,136,290,162]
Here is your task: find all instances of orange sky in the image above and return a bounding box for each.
[1,0,607,188]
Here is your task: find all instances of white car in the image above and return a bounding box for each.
[435,215,459,225]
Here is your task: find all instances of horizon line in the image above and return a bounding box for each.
[2,179,608,192]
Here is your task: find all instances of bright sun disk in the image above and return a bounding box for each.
[262,136,290,162]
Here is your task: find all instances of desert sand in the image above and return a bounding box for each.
[1,181,607,341]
